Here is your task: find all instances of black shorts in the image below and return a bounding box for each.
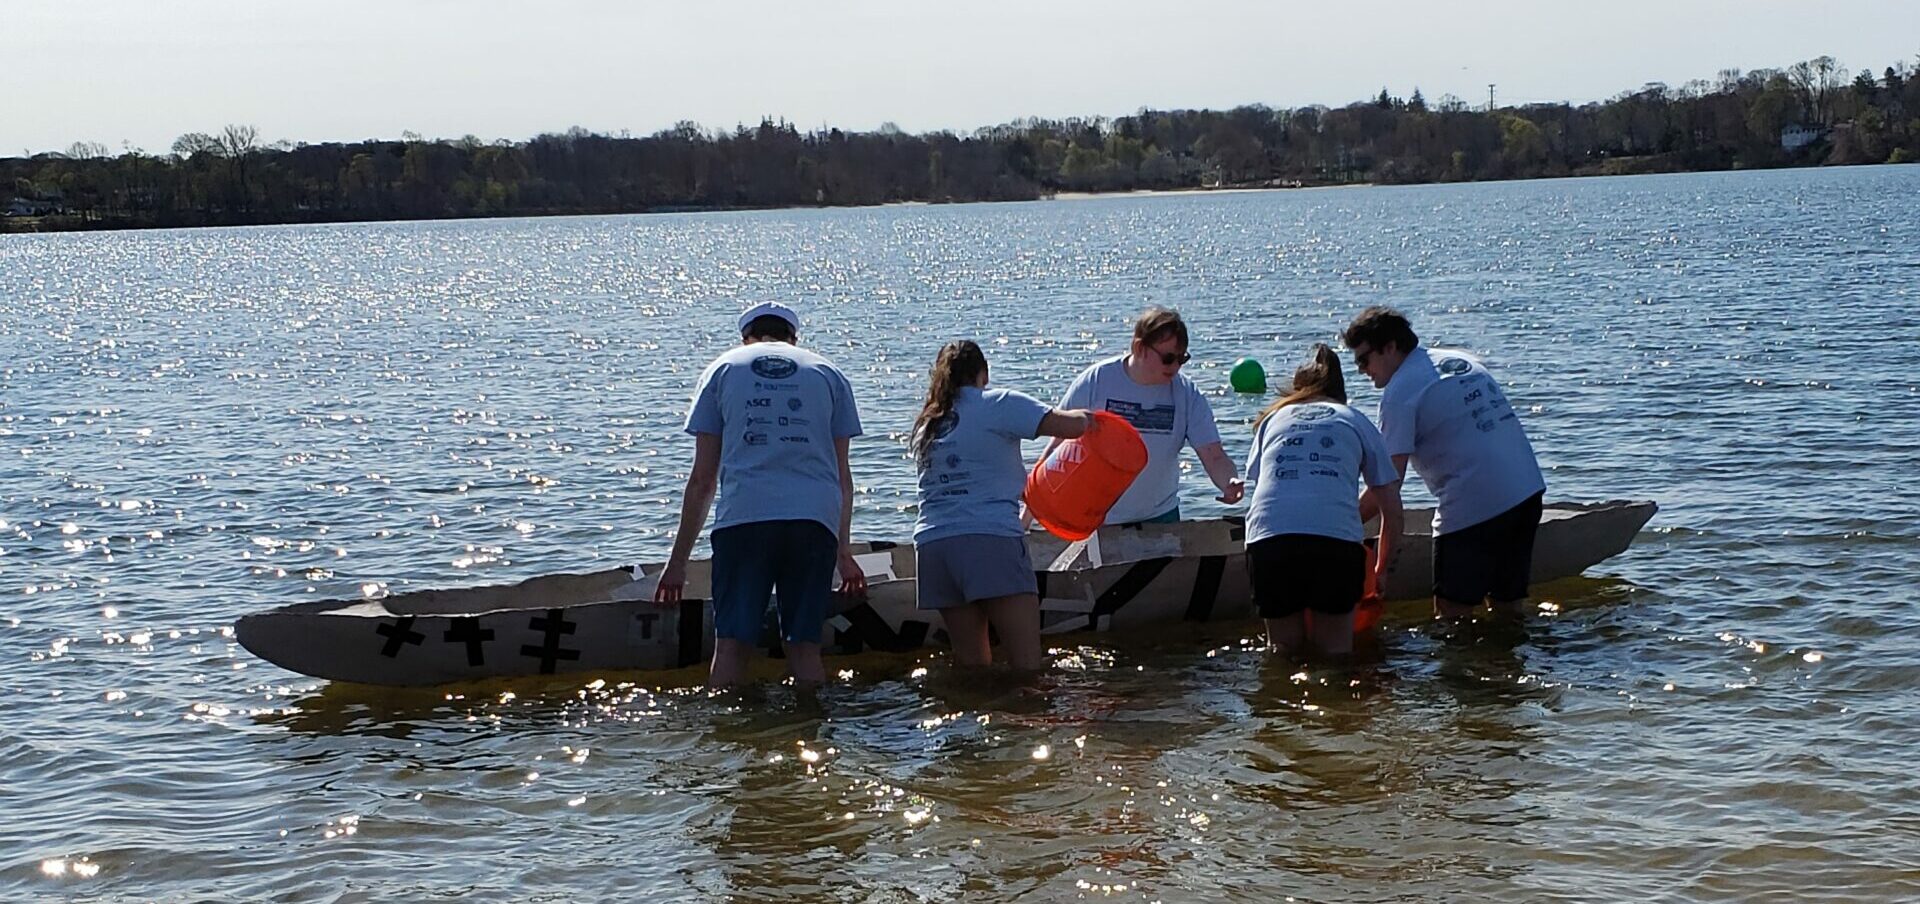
[1246,533,1367,618]
[1433,491,1544,605]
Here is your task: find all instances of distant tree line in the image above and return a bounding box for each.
[6,54,1917,232]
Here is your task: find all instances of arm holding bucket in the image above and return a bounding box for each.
[1030,367,1097,528]
[1039,409,1094,439]
[1022,409,1095,527]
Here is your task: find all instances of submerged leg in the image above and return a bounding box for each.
[781,640,826,686]
[1433,595,1481,620]
[708,638,753,688]
[1308,609,1355,657]
[1264,614,1306,656]
[937,604,993,667]
[1482,598,1528,618]
[982,593,1043,672]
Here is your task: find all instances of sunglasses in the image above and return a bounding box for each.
[1352,347,1373,369]
[1157,349,1192,367]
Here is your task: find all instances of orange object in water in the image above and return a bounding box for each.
[1353,541,1384,633]
[1024,411,1149,541]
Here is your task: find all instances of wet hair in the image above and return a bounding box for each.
[1256,344,1348,427]
[1341,306,1417,354]
[909,340,989,470]
[1132,307,1189,350]
[742,314,796,343]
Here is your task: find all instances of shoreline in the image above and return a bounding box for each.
[5,161,1912,235]
[1047,183,1366,201]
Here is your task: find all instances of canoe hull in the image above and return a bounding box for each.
[236,500,1656,686]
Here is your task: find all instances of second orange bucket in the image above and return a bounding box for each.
[1024,410,1149,541]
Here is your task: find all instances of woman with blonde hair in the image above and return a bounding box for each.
[1241,344,1403,656]
[911,340,1093,670]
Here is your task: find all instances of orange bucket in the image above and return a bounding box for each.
[1024,411,1148,541]
[1353,542,1384,633]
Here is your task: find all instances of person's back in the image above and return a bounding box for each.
[1244,400,1397,545]
[914,385,1048,544]
[1379,346,1543,534]
[1345,306,1544,620]
[1240,344,1402,657]
[909,340,1092,671]
[654,301,866,688]
[691,340,858,534]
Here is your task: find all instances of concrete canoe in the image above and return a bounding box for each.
[235,499,1656,686]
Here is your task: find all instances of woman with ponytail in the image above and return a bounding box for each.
[1242,343,1404,656]
[911,340,1094,670]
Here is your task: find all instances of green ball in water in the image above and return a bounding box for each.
[1229,357,1267,393]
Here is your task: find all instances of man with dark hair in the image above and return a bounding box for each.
[1045,306,1241,527]
[654,301,867,686]
[1343,306,1545,620]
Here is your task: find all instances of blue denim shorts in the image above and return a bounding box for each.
[915,533,1037,610]
[710,519,838,644]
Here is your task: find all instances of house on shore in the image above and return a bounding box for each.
[1780,125,1827,152]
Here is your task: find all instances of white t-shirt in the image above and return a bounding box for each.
[1243,401,1400,544]
[1377,346,1545,535]
[1059,355,1222,525]
[914,387,1051,543]
[684,341,862,535]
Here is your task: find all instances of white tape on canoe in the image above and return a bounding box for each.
[610,570,662,602]
[855,552,898,582]
[1046,532,1103,572]
[1039,584,1099,633]
[834,551,898,590]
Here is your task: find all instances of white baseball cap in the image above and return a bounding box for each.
[737,301,801,334]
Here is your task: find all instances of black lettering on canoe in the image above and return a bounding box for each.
[1184,555,1227,622]
[836,603,926,653]
[521,609,581,674]
[1089,558,1174,630]
[676,599,704,668]
[443,617,494,666]
[375,616,425,658]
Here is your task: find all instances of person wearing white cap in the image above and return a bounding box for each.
[654,301,866,687]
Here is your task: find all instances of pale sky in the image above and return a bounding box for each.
[9,0,1919,156]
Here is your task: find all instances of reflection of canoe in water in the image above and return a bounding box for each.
[236,500,1655,686]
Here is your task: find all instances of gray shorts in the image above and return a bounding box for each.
[915,534,1038,610]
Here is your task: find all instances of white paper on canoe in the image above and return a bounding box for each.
[1046,532,1103,572]
[1040,585,1100,632]
[610,569,662,602]
[834,551,899,589]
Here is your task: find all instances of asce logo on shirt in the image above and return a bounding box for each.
[751,356,799,379]
[1293,404,1335,421]
[1437,356,1472,376]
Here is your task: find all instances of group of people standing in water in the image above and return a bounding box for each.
[654,301,1545,687]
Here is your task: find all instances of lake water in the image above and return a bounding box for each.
[3,165,1917,901]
